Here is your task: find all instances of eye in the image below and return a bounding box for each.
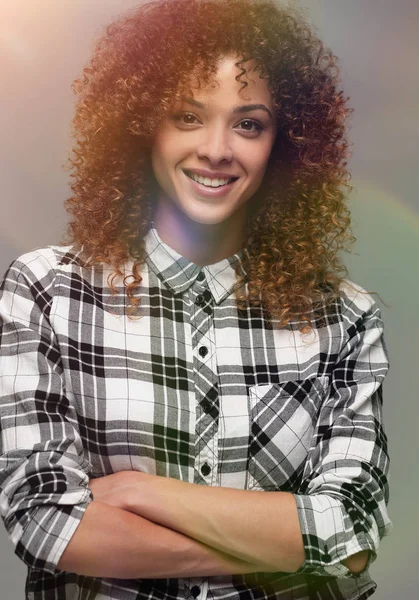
[170,112,265,135]
[171,112,199,125]
[236,119,264,134]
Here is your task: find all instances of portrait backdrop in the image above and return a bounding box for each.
[0,1,418,599]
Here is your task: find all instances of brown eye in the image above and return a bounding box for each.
[182,113,197,124]
[170,112,264,135]
[237,119,264,133]
[171,112,198,125]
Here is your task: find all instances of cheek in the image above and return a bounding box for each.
[249,154,272,181]
[151,134,167,164]
[151,132,188,172]
[243,138,274,171]
[255,143,276,180]
[240,146,274,195]
[151,137,172,179]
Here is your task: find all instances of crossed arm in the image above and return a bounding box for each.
[87,470,370,575]
[58,470,272,578]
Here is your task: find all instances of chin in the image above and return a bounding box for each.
[184,210,235,226]
[179,200,243,226]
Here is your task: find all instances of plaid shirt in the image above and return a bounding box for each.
[0,226,392,600]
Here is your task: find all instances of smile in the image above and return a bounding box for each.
[183,170,238,188]
[182,169,239,198]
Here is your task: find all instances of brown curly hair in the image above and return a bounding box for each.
[62,0,383,334]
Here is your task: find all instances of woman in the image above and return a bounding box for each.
[0,1,392,599]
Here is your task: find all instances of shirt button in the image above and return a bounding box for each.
[198,346,208,357]
[195,294,205,306]
[197,271,205,282]
[190,585,201,598]
[201,463,211,476]
[201,400,211,413]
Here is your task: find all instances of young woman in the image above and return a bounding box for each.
[0,1,392,599]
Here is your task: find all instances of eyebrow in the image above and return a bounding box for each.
[179,96,273,120]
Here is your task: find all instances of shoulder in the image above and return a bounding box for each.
[0,245,98,325]
[0,245,89,298]
[337,279,386,357]
[338,277,380,317]
[3,245,87,278]
[313,278,384,347]
[9,244,85,271]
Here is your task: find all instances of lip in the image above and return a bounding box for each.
[182,169,238,198]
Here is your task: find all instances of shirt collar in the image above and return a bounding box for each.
[144,226,247,304]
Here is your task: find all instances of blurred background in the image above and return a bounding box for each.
[1,0,418,597]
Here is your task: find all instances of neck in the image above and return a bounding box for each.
[152,198,248,266]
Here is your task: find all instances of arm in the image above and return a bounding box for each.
[0,252,267,578]
[0,251,93,574]
[124,474,305,572]
[57,499,275,578]
[123,473,369,575]
[292,292,393,578]
[122,288,392,578]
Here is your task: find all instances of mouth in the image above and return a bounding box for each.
[182,169,239,188]
[181,169,240,198]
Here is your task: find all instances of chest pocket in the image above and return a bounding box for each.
[247,376,329,491]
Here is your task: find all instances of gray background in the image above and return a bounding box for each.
[1,0,418,597]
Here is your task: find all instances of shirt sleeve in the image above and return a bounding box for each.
[293,286,393,579]
[0,250,93,576]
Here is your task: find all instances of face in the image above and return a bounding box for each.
[150,55,277,227]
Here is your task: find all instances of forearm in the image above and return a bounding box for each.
[57,500,270,578]
[127,475,305,572]
[126,475,370,575]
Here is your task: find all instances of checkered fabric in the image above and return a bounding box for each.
[0,226,392,599]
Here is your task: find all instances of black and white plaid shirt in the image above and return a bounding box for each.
[0,226,392,600]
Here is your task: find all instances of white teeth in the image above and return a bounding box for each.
[186,171,233,188]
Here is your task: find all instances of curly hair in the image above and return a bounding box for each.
[63,0,382,335]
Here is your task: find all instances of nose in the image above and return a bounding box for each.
[196,124,233,164]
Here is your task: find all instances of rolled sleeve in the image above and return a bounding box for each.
[294,291,393,578]
[0,251,93,575]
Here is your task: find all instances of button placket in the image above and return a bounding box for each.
[189,282,219,486]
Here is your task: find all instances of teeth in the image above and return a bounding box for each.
[186,171,233,187]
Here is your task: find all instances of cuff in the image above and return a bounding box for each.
[14,489,93,575]
[293,493,378,578]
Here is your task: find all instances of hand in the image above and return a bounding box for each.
[87,470,149,512]
[341,549,371,574]
[121,474,190,530]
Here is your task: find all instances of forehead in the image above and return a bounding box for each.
[178,55,273,105]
